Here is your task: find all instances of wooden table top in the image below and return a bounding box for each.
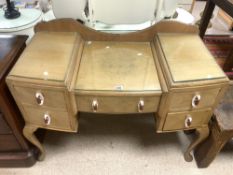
[75,41,161,92]
[9,32,78,83]
[157,33,226,83]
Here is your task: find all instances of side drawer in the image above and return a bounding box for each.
[76,95,161,114]
[163,108,212,131]
[13,85,67,109]
[169,88,220,112]
[22,105,73,131]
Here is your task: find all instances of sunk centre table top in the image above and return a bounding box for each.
[75,41,161,92]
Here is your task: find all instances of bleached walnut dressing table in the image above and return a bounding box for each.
[6,19,229,162]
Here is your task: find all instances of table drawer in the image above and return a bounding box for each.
[76,95,160,114]
[22,105,72,131]
[13,85,67,109]
[163,109,212,131]
[169,88,220,112]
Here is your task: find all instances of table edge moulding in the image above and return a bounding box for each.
[6,19,229,163]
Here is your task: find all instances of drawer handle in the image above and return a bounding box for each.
[192,94,201,108]
[35,92,44,106]
[185,115,192,128]
[44,113,51,125]
[92,99,98,112]
[138,99,144,112]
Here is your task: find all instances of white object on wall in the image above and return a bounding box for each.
[163,0,179,17]
[52,0,87,20]
[51,0,179,24]
[88,0,161,25]
[51,0,183,31]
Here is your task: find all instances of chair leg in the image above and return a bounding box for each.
[23,124,45,161]
[199,0,215,38]
[223,50,233,72]
[194,122,233,168]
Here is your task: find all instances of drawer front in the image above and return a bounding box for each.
[23,105,72,131]
[169,88,220,112]
[163,109,212,131]
[13,86,67,109]
[76,95,160,114]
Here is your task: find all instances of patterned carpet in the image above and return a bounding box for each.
[204,35,233,68]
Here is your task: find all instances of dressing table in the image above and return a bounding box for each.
[6,19,229,162]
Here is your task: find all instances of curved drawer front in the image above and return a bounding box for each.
[76,95,161,114]
[22,105,72,131]
[168,88,220,112]
[13,85,67,109]
[163,108,212,131]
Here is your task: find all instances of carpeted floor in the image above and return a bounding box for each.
[204,35,233,68]
[0,113,233,175]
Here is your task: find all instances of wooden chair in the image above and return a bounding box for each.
[199,0,233,38]
[194,82,233,168]
[190,0,196,13]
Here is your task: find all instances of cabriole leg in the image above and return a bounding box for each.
[23,124,45,161]
[184,127,209,162]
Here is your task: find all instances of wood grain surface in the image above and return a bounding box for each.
[9,32,80,83]
[76,41,161,92]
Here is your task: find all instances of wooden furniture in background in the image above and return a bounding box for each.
[218,9,233,30]
[223,50,233,72]
[194,0,233,167]
[0,35,37,167]
[199,0,233,72]
[190,0,196,13]
[195,82,233,168]
[6,19,229,163]
[199,0,233,38]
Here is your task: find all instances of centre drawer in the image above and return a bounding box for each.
[168,88,221,112]
[163,108,212,131]
[22,105,72,131]
[13,85,67,109]
[76,95,161,114]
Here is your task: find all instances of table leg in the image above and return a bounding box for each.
[23,124,45,161]
[184,127,209,162]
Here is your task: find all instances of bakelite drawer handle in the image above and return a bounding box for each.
[185,115,192,128]
[92,99,98,112]
[35,92,44,106]
[138,99,144,112]
[192,94,201,108]
[44,113,51,125]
